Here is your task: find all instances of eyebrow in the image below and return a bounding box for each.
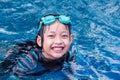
[48,31,68,33]
[48,31,55,33]
[61,31,68,34]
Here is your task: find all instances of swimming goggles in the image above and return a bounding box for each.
[38,15,71,31]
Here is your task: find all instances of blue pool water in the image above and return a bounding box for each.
[0,0,120,80]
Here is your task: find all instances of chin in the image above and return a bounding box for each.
[52,54,64,60]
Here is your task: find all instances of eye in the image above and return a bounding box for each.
[61,34,69,38]
[47,34,55,38]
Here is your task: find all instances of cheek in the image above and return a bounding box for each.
[64,39,71,46]
[43,38,53,46]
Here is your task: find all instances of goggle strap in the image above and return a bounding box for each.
[38,22,42,31]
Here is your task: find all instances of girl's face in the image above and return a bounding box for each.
[37,20,74,60]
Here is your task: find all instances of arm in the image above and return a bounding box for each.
[15,51,38,75]
[8,51,38,79]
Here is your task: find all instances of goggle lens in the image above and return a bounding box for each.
[38,15,71,31]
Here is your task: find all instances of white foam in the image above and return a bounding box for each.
[0,0,11,2]
[0,28,17,35]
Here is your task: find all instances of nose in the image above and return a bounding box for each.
[54,36,63,44]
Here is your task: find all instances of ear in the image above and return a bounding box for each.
[70,34,74,44]
[37,35,42,47]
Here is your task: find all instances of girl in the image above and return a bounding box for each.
[2,14,74,80]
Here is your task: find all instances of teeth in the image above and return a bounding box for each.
[53,47,62,50]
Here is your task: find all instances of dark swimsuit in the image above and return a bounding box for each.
[13,48,73,76]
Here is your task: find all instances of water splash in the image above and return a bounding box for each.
[0,28,17,35]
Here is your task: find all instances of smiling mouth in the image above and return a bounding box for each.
[51,46,64,53]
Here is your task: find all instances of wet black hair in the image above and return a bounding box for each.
[36,14,72,48]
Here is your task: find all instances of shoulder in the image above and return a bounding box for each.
[13,50,39,76]
[17,49,39,69]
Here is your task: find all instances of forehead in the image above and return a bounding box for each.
[44,21,69,33]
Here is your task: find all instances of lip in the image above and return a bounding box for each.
[51,46,64,53]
